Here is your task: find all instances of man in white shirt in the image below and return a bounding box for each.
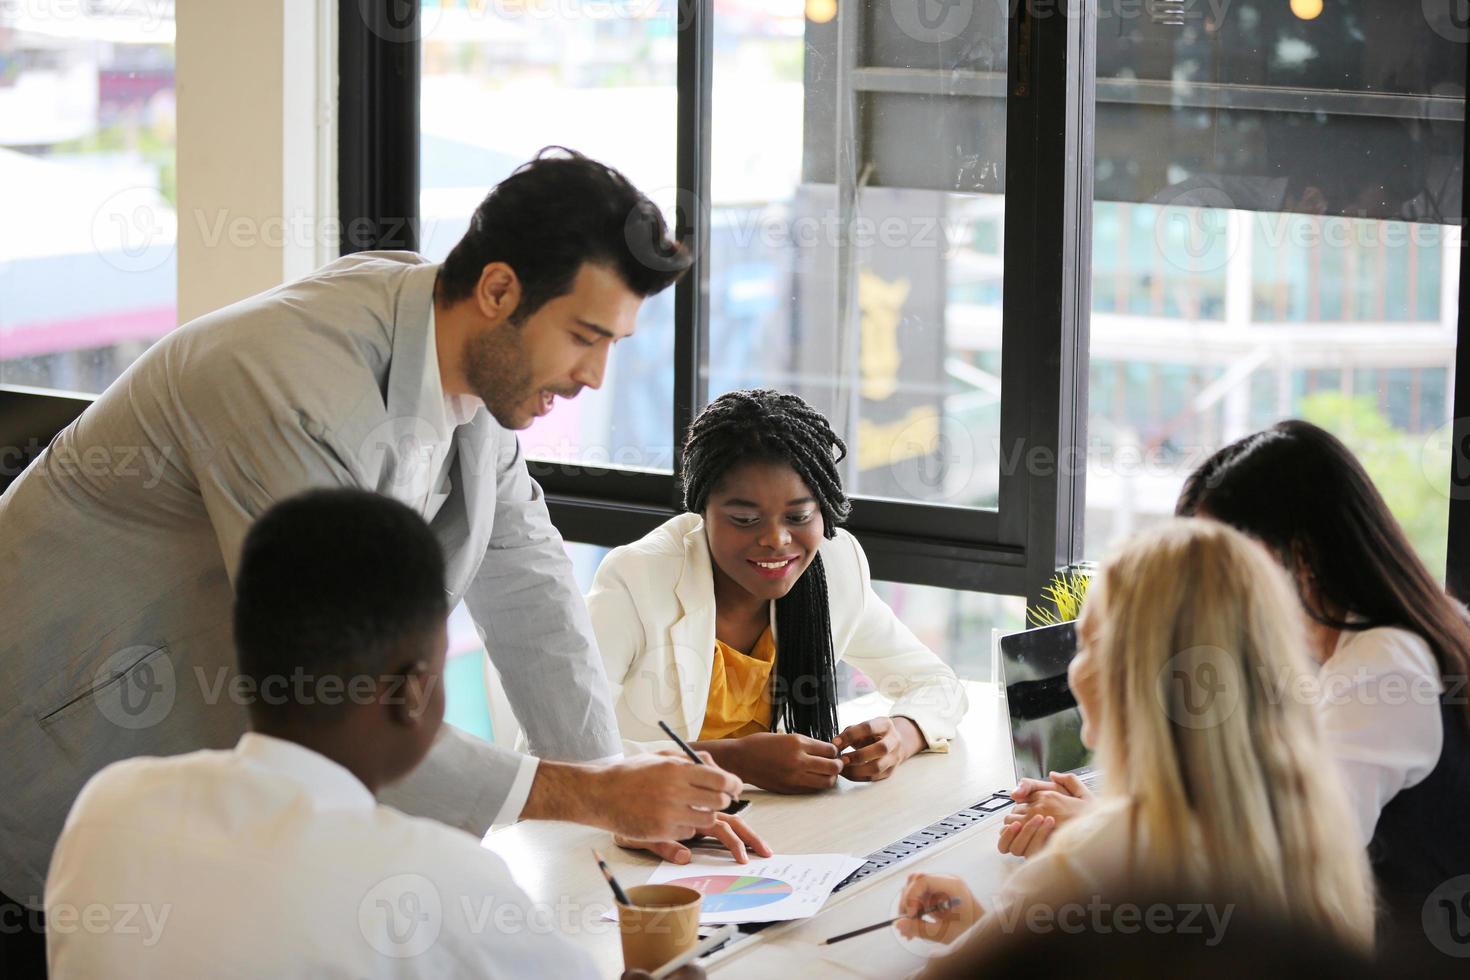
[44,490,711,978]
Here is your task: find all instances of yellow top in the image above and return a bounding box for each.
[698,625,776,740]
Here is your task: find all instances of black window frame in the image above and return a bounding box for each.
[6,4,1461,608]
[338,0,1100,603]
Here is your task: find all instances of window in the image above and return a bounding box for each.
[0,3,177,395]
[707,1,1008,510]
[417,1,679,472]
[342,0,1468,600]
[1083,2,1464,581]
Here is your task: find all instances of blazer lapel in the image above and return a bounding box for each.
[440,414,498,599]
[379,259,494,599]
[668,518,717,739]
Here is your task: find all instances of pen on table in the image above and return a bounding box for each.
[592,848,631,906]
[657,720,750,815]
[818,897,964,946]
[649,924,738,979]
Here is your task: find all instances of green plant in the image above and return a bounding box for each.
[1026,567,1093,627]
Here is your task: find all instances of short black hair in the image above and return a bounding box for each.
[436,147,691,320]
[234,489,448,724]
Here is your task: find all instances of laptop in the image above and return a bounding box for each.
[997,621,1096,784]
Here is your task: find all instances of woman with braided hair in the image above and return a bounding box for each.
[587,389,968,797]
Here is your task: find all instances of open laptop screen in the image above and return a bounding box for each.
[999,621,1093,782]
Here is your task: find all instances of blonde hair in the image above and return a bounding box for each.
[1065,518,1376,950]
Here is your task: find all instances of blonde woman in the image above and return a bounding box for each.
[899,518,1376,963]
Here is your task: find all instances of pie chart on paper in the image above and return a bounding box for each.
[662,874,794,914]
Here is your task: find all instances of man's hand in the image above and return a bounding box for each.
[523,753,742,842]
[998,770,1093,857]
[722,732,844,793]
[833,716,926,782]
[615,812,774,865]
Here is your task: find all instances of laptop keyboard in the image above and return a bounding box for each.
[831,791,1016,893]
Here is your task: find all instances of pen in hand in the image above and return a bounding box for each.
[657,720,750,815]
[818,897,964,946]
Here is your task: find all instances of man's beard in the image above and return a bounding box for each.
[462,327,535,429]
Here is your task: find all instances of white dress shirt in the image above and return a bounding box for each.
[417,305,487,523]
[1317,625,1445,845]
[45,733,597,979]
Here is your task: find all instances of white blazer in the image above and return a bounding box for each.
[587,512,969,752]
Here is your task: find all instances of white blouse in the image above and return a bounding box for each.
[1317,625,1445,845]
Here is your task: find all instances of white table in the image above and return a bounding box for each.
[482,681,1025,977]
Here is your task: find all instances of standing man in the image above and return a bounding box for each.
[0,150,744,959]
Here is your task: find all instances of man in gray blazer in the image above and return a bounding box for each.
[0,151,755,926]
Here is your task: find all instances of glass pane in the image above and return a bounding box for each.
[706,1,1005,508]
[1085,3,1464,580]
[863,580,1023,687]
[418,2,678,471]
[0,6,177,394]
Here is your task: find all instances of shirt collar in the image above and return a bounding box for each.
[235,732,376,811]
[425,305,483,433]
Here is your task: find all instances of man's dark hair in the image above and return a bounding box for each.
[436,147,691,320]
[234,489,448,724]
[680,389,853,742]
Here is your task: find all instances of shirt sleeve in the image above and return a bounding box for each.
[462,429,623,763]
[489,755,541,828]
[1317,627,1445,846]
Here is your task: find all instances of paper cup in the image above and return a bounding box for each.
[617,884,703,972]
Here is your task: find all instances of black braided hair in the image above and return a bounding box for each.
[681,389,852,742]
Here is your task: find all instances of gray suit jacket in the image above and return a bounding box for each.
[0,252,622,905]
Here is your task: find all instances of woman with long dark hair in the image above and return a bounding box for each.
[587,389,968,794]
[1176,419,1470,932]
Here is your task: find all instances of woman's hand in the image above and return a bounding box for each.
[614,812,773,865]
[997,770,1093,857]
[895,873,981,945]
[721,732,845,793]
[833,716,926,782]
